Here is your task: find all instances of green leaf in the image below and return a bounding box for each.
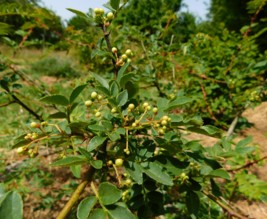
[98,182,122,205]
[116,90,128,107]
[40,95,69,106]
[91,49,112,59]
[0,191,23,219]
[107,204,137,219]
[89,209,106,219]
[70,165,81,178]
[92,73,109,89]
[119,72,136,88]
[117,62,130,83]
[166,96,192,110]
[110,0,120,10]
[87,136,107,152]
[70,84,87,103]
[12,139,30,149]
[77,196,97,219]
[67,8,88,18]
[48,112,67,119]
[110,81,120,97]
[141,162,173,186]
[186,191,199,217]
[235,136,252,150]
[51,156,87,167]
[90,160,103,169]
[208,169,230,180]
[125,161,143,184]
[88,124,106,132]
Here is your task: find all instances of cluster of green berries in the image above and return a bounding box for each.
[179,172,189,184]
[17,146,38,158]
[249,90,261,102]
[93,8,114,26]
[112,48,134,66]
[85,91,105,118]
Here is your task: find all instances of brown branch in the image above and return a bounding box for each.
[228,155,267,172]
[203,191,250,219]
[200,83,218,122]
[56,166,95,219]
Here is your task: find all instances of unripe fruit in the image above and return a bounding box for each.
[143,102,149,108]
[162,115,169,120]
[159,129,165,135]
[104,22,110,27]
[111,107,117,113]
[124,148,130,155]
[132,122,137,127]
[146,106,151,110]
[107,160,113,166]
[31,133,38,140]
[152,107,158,113]
[99,8,104,14]
[125,49,133,57]
[95,112,101,117]
[125,179,132,186]
[112,47,118,53]
[107,12,114,20]
[97,95,103,100]
[91,91,98,99]
[127,58,131,63]
[128,103,135,110]
[94,8,101,14]
[121,54,128,61]
[30,122,39,128]
[161,120,168,126]
[85,100,93,107]
[17,146,27,154]
[115,158,124,167]
[41,121,48,126]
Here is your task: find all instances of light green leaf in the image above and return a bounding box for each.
[67,8,88,18]
[116,90,128,107]
[116,62,130,83]
[77,196,97,219]
[125,161,143,184]
[0,191,23,219]
[92,73,109,89]
[51,156,87,167]
[87,136,107,152]
[90,160,103,169]
[119,72,136,88]
[89,208,106,219]
[40,95,69,106]
[70,84,87,103]
[70,165,81,178]
[208,169,230,180]
[166,96,192,110]
[98,182,122,205]
[107,204,137,219]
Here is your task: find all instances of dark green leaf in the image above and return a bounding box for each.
[88,124,106,132]
[48,112,67,119]
[70,84,87,103]
[77,196,97,219]
[110,81,120,96]
[40,95,69,106]
[116,90,128,107]
[141,162,173,186]
[87,136,107,152]
[119,72,136,88]
[186,191,199,217]
[98,182,122,205]
[0,191,23,219]
[12,139,30,149]
[110,0,120,10]
[51,156,87,167]
[67,8,88,18]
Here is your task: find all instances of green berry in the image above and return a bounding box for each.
[95,112,101,117]
[115,158,124,167]
[161,120,168,126]
[85,100,93,107]
[111,107,117,113]
[125,49,133,57]
[121,54,128,61]
[91,91,98,99]
[107,12,114,20]
[97,95,103,100]
[112,47,118,53]
[128,103,135,110]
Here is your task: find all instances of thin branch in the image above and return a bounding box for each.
[56,166,95,219]
[203,191,250,219]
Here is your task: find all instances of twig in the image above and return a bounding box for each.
[56,166,95,219]
[203,191,250,219]
[226,116,239,139]
[228,155,267,172]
